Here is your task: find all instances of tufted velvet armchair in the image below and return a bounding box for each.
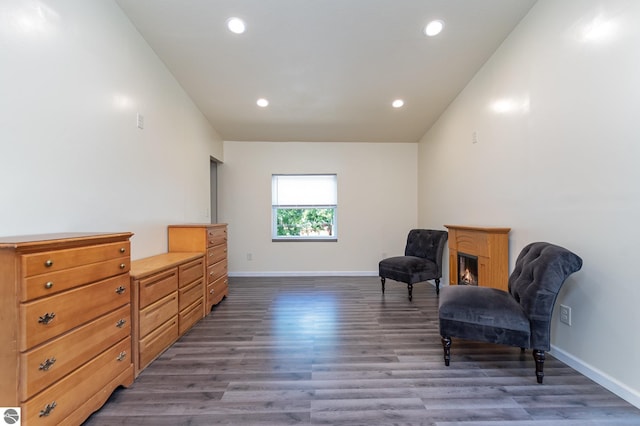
[438,242,582,383]
[379,229,448,300]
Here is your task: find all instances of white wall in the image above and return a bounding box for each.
[219,141,418,275]
[418,0,640,405]
[0,0,224,259]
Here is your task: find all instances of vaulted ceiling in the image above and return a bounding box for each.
[116,0,537,142]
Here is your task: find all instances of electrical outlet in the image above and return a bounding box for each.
[246,253,253,261]
[559,304,572,326]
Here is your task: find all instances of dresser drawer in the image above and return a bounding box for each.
[20,274,130,351]
[207,244,227,265]
[22,257,129,302]
[178,256,204,288]
[207,226,227,247]
[138,267,178,309]
[19,305,131,401]
[207,275,228,307]
[179,277,203,311]
[22,337,131,426]
[139,292,178,338]
[213,274,228,292]
[21,241,130,277]
[179,299,204,335]
[207,259,227,284]
[139,317,178,370]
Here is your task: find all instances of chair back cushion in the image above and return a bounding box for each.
[508,242,583,349]
[404,229,448,262]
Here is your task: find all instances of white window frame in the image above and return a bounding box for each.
[271,174,338,242]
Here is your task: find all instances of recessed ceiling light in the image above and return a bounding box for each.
[424,20,444,37]
[392,99,404,108]
[257,98,269,107]
[227,17,245,34]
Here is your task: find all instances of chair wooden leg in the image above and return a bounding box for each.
[407,283,413,301]
[435,278,441,295]
[533,349,545,384]
[381,277,385,294]
[441,336,451,366]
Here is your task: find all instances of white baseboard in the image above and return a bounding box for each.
[551,344,640,409]
[228,270,379,277]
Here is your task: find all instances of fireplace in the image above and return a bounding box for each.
[458,252,478,285]
[445,225,510,291]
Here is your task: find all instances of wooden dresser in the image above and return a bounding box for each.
[130,252,205,377]
[167,224,228,313]
[0,232,133,426]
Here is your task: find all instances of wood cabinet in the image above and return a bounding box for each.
[0,232,133,426]
[167,224,228,313]
[130,252,205,377]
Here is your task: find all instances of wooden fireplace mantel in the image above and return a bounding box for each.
[444,225,511,291]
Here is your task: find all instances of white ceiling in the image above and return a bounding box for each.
[115,0,537,143]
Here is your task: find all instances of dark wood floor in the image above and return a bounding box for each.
[84,276,640,425]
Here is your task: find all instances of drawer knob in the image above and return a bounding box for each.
[39,357,57,371]
[119,247,126,253]
[44,281,54,289]
[115,286,126,295]
[39,401,57,417]
[119,263,126,269]
[116,318,127,328]
[117,351,127,362]
[210,289,214,294]
[44,259,54,267]
[38,312,56,325]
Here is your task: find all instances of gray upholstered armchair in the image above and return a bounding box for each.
[438,242,582,383]
[379,229,448,300]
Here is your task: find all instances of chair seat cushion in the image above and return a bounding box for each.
[438,285,531,348]
[379,256,438,285]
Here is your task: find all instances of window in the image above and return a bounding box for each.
[272,174,337,241]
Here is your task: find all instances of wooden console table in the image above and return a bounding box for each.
[444,225,510,291]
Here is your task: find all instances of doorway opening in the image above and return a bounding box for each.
[210,157,220,223]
